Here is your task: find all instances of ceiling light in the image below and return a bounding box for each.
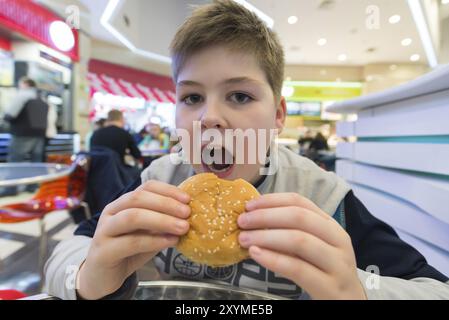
[317,38,327,46]
[410,54,420,61]
[338,54,347,61]
[389,15,401,24]
[401,38,413,46]
[442,0,449,5]
[288,16,298,24]
[407,0,438,68]
[49,21,75,52]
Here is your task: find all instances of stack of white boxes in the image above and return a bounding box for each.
[328,64,449,277]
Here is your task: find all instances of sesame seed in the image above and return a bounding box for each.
[207,249,211,254]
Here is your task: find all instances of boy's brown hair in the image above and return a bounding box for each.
[170,0,285,102]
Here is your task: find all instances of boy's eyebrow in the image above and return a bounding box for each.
[177,80,202,87]
[221,77,264,86]
[177,77,263,87]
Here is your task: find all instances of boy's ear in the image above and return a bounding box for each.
[275,96,287,133]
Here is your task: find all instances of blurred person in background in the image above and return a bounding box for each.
[309,132,329,153]
[138,122,170,152]
[85,118,105,151]
[90,110,141,164]
[132,126,149,146]
[0,77,49,197]
[298,129,314,155]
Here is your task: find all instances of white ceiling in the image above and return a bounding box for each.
[80,0,430,66]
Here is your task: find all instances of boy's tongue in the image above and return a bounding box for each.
[207,147,233,172]
[211,148,229,168]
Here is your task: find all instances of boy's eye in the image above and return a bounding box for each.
[229,92,253,104]
[182,94,203,105]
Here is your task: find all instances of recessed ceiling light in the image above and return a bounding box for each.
[288,16,298,24]
[390,64,398,71]
[389,15,401,24]
[401,38,413,46]
[338,54,347,61]
[317,38,327,46]
[410,54,420,61]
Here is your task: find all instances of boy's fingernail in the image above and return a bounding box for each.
[238,214,248,227]
[245,201,257,211]
[180,193,191,203]
[239,232,250,246]
[179,205,190,216]
[176,220,189,231]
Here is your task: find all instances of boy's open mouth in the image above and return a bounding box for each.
[201,145,235,178]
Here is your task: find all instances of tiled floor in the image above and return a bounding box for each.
[0,193,76,296]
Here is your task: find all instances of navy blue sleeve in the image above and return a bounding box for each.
[74,177,142,237]
[344,191,448,282]
[74,178,142,300]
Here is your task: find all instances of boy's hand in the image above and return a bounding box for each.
[237,193,367,300]
[76,180,191,300]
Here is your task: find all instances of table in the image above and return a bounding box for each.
[0,162,74,294]
[134,281,289,300]
[21,281,289,300]
[0,163,72,188]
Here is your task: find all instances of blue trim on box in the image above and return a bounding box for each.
[358,135,449,144]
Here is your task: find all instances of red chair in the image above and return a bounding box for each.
[0,290,27,300]
[0,154,91,283]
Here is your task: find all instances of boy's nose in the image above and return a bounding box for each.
[200,105,227,129]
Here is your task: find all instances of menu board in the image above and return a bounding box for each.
[286,101,321,116]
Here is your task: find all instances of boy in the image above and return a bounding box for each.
[45,0,449,300]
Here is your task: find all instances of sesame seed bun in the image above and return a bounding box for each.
[177,173,260,267]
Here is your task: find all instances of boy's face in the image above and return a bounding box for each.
[175,45,286,184]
